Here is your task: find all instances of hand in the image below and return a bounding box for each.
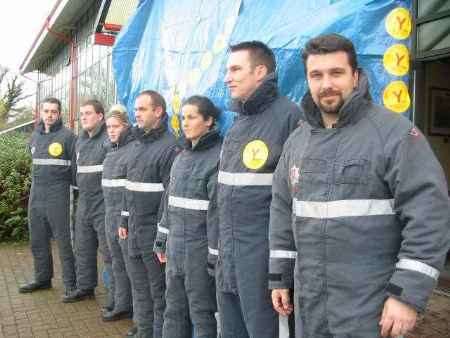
[118,227,128,240]
[271,289,293,316]
[156,252,166,263]
[380,297,417,337]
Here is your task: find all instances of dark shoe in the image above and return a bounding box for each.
[18,280,52,293]
[125,325,137,337]
[102,310,132,322]
[62,288,95,303]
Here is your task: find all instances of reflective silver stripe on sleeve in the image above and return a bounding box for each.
[293,199,395,218]
[396,258,440,280]
[270,250,297,259]
[120,211,130,217]
[168,196,209,210]
[33,158,71,166]
[208,247,219,256]
[218,171,273,186]
[125,181,165,192]
[101,178,127,187]
[157,225,170,235]
[77,164,104,173]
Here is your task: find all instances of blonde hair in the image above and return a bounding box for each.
[106,104,129,126]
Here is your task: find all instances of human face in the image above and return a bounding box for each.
[80,104,103,133]
[106,116,127,143]
[181,104,212,144]
[224,50,267,101]
[306,51,359,115]
[134,94,162,130]
[41,102,60,130]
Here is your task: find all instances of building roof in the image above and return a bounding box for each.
[20,0,97,74]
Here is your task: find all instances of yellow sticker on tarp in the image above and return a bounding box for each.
[48,142,63,157]
[170,114,181,137]
[242,140,269,170]
[385,7,412,40]
[383,44,410,76]
[383,81,410,113]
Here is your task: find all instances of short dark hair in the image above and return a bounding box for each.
[41,97,61,113]
[302,33,358,72]
[182,95,221,127]
[80,98,105,116]
[138,90,167,115]
[230,40,276,73]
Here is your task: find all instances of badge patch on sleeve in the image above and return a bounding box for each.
[48,142,63,157]
[242,140,269,170]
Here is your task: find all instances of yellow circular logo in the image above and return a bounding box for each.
[385,7,412,40]
[170,114,181,137]
[383,81,411,113]
[242,140,269,170]
[48,142,63,157]
[383,44,410,76]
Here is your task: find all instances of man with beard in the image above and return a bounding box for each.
[269,33,450,338]
[20,97,76,296]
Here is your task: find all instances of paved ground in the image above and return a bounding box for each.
[0,243,132,338]
[1,242,449,337]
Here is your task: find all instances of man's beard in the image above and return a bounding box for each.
[318,89,344,115]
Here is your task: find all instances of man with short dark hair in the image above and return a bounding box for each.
[63,99,113,305]
[216,40,302,338]
[118,90,179,338]
[269,33,450,338]
[19,97,77,296]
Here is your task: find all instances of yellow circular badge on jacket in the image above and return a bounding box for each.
[48,142,63,157]
[242,140,269,170]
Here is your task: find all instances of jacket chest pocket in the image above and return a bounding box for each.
[335,159,370,185]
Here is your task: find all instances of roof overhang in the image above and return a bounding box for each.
[20,0,98,74]
[94,0,139,46]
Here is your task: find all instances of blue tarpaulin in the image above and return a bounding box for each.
[113,0,412,135]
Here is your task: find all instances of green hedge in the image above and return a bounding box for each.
[0,132,31,242]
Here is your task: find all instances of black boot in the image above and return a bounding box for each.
[18,280,52,293]
[62,288,95,303]
[102,309,132,322]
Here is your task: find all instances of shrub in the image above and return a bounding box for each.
[0,132,31,242]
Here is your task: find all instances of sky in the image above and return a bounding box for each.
[0,0,56,105]
[0,1,55,72]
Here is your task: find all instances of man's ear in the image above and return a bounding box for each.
[255,64,269,81]
[353,69,359,88]
[155,105,164,119]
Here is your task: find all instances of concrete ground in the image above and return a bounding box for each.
[1,242,449,337]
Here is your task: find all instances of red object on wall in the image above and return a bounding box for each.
[94,33,116,46]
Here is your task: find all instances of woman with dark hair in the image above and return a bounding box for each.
[154,95,222,338]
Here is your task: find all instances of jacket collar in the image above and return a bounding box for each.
[108,126,135,150]
[133,116,168,143]
[37,118,63,134]
[301,69,372,129]
[230,72,279,115]
[182,128,221,151]
[81,121,106,139]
